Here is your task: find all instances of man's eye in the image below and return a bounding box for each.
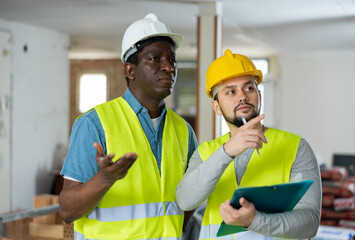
[151,57,159,61]
[246,86,255,92]
[226,90,235,95]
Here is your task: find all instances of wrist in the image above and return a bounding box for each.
[96,171,116,188]
[245,210,258,230]
[223,142,235,158]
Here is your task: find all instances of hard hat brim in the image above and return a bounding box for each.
[121,32,183,62]
[207,70,263,98]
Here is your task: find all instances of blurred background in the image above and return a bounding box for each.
[0,0,354,225]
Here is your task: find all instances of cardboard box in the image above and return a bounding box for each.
[29,222,64,239]
[33,194,61,224]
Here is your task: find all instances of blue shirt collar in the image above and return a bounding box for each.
[122,88,167,117]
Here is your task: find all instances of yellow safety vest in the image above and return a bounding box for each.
[74,97,189,240]
[198,128,301,240]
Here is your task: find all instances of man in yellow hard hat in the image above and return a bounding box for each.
[176,49,321,239]
[59,14,198,239]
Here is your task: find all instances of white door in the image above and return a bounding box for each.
[0,30,12,214]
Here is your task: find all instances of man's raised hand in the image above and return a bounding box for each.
[93,142,138,184]
[223,114,267,157]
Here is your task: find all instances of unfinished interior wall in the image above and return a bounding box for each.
[0,21,12,214]
[10,21,69,211]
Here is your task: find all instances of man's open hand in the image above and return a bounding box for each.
[93,142,138,184]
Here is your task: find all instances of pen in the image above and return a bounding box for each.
[241,116,260,156]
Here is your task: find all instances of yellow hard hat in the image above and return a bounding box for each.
[206,49,263,98]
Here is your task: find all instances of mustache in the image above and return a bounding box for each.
[233,102,254,113]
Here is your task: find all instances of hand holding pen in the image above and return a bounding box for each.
[241,116,261,156]
[223,114,267,158]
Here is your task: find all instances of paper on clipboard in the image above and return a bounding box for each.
[216,180,314,237]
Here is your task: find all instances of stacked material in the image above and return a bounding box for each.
[320,166,355,229]
[3,194,74,240]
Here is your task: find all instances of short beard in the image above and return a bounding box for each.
[220,103,259,127]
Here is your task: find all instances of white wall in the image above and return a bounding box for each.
[0,18,70,212]
[278,50,355,167]
[0,20,12,213]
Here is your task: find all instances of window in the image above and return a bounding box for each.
[252,59,269,76]
[79,73,107,113]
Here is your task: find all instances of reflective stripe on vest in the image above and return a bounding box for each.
[74,230,182,240]
[199,224,233,240]
[87,201,183,222]
[198,129,301,240]
[74,231,85,240]
[74,97,189,239]
[199,225,286,240]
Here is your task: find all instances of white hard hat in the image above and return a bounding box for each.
[121,13,184,63]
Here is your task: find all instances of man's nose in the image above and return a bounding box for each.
[161,59,175,72]
[238,91,248,102]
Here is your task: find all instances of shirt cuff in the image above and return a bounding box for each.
[219,144,234,161]
[245,210,262,231]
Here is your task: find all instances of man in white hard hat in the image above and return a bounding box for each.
[176,49,321,239]
[59,14,198,240]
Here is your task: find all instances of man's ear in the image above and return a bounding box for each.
[212,99,222,116]
[124,62,135,81]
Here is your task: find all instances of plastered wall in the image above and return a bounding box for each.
[0,18,70,212]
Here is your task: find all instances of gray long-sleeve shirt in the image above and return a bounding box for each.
[176,138,322,239]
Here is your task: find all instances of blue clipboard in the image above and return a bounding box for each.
[216,180,314,237]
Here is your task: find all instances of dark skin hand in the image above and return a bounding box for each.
[93,142,138,184]
[59,143,138,223]
[183,209,195,233]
